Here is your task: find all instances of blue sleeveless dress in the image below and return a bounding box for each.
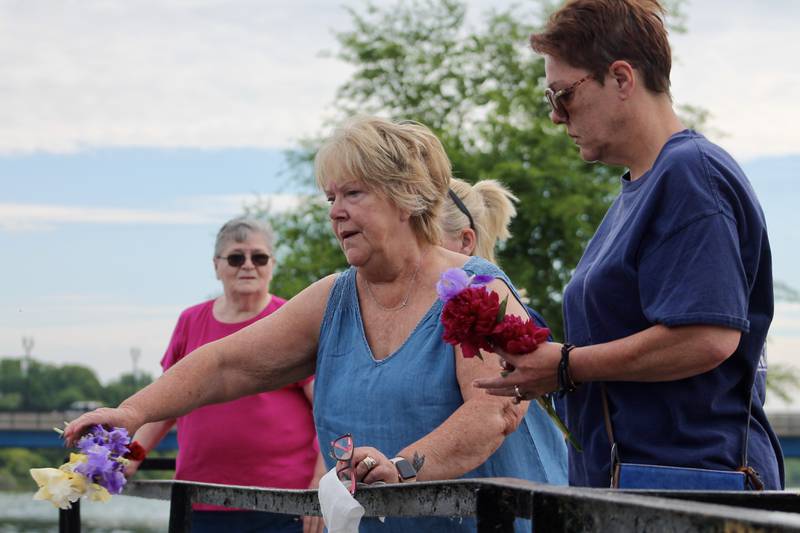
[314,256,567,532]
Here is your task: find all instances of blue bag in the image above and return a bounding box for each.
[612,447,746,490]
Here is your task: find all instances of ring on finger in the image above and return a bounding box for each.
[362,456,378,472]
[514,385,525,401]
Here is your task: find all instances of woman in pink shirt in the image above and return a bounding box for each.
[127,216,324,533]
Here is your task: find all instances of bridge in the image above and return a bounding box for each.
[2,410,800,456]
[0,411,177,450]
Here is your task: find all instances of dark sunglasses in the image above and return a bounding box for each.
[216,252,270,268]
[330,433,356,494]
[544,74,592,119]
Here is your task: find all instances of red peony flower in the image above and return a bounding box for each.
[441,286,501,358]
[124,441,147,462]
[490,314,551,354]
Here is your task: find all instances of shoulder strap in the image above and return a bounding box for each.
[600,384,621,488]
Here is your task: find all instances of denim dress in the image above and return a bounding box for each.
[314,256,567,532]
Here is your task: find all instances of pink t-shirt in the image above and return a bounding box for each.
[161,297,317,510]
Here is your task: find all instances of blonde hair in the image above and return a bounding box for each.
[314,116,452,245]
[441,178,518,263]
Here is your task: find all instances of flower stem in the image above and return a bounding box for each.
[535,396,582,452]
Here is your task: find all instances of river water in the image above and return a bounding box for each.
[0,491,169,532]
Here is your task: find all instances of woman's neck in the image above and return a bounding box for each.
[624,99,685,180]
[214,290,271,323]
[360,242,430,284]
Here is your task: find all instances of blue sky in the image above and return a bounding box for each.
[1,0,799,409]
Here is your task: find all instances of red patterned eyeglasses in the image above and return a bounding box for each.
[330,433,356,494]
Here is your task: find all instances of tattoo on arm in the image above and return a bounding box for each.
[412,451,425,473]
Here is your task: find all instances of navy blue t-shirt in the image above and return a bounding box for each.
[562,130,783,489]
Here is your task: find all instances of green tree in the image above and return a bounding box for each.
[253,0,687,340]
[245,197,348,299]
[101,372,153,408]
[0,358,105,411]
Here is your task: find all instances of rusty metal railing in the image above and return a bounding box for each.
[57,457,800,533]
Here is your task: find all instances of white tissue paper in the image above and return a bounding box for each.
[318,466,365,533]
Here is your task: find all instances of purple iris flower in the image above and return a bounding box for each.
[436,268,495,302]
[106,427,130,456]
[436,268,470,301]
[75,444,115,481]
[100,468,127,495]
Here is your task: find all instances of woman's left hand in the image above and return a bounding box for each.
[348,447,398,484]
[473,342,563,400]
[302,514,324,533]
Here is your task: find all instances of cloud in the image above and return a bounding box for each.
[0,0,796,160]
[668,1,800,160]
[0,193,305,233]
[0,294,182,382]
[0,1,354,154]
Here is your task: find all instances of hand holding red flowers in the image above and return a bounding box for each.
[491,314,552,355]
[437,268,551,357]
[441,286,501,358]
[437,268,580,450]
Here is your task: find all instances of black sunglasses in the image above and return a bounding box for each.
[216,252,271,267]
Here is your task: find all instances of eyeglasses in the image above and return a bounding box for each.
[544,74,592,119]
[216,252,271,268]
[330,433,356,494]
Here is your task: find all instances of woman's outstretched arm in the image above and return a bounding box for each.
[64,275,336,445]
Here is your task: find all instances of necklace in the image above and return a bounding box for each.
[362,255,423,312]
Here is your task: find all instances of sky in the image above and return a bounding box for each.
[1,0,799,407]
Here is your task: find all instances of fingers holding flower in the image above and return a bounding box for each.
[63,406,143,447]
[475,342,562,398]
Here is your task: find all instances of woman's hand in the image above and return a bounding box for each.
[123,459,143,478]
[473,342,562,400]
[302,513,324,533]
[347,447,398,485]
[63,405,144,447]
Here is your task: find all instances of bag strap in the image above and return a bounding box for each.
[600,383,621,487]
[739,377,765,490]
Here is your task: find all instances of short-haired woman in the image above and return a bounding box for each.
[66,117,566,532]
[475,0,783,490]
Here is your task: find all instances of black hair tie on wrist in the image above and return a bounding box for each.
[448,189,476,232]
[558,343,579,397]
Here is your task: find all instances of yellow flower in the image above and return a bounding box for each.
[86,483,111,502]
[29,468,84,510]
[61,453,87,472]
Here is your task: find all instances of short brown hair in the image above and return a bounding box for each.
[530,0,672,94]
[315,116,452,245]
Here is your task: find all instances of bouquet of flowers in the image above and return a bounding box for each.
[437,268,581,450]
[30,424,146,509]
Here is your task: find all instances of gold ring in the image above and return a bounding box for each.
[362,456,378,471]
[514,385,525,401]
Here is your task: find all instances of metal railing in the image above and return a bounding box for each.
[57,458,800,532]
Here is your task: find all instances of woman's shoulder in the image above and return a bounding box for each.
[177,299,216,323]
[462,256,504,277]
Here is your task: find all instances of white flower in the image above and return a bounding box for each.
[30,468,84,509]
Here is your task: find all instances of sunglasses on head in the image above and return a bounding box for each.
[217,252,271,267]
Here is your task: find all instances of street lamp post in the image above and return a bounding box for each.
[21,336,34,410]
[130,347,141,387]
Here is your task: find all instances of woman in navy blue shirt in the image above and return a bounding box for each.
[475,0,783,490]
